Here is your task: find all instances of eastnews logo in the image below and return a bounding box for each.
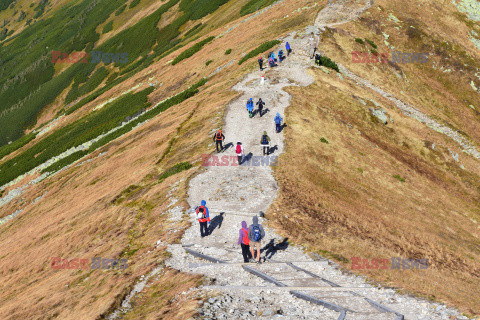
[51,51,129,64]
[201,154,278,167]
[351,257,429,270]
[352,50,429,64]
[51,257,129,270]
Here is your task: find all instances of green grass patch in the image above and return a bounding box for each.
[129,0,141,9]
[115,4,127,15]
[320,137,329,144]
[41,150,89,173]
[355,38,364,44]
[393,174,406,182]
[224,48,232,55]
[102,21,114,34]
[365,38,377,49]
[205,60,213,66]
[158,162,192,182]
[171,36,214,65]
[238,39,280,65]
[240,0,276,16]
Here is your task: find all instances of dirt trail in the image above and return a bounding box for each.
[166,1,468,319]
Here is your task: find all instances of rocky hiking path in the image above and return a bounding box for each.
[166,1,469,319]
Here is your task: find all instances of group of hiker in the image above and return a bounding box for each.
[258,42,292,70]
[196,199,266,263]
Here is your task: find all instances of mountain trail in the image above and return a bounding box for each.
[165,1,468,319]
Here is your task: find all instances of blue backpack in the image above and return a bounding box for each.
[253,225,261,241]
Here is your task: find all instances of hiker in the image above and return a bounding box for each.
[311,46,317,59]
[238,221,251,263]
[196,200,211,237]
[268,57,275,68]
[235,142,244,165]
[260,131,270,156]
[278,49,285,62]
[286,42,292,55]
[315,53,321,66]
[274,113,283,133]
[246,98,254,118]
[258,56,263,70]
[213,129,225,152]
[270,51,276,62]
[248,216,265,263]
[256,98,265,117]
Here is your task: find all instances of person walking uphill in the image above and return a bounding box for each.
[274,113,283,133]
[197,200,211,237]
[286,42,292,56]
[235,142,244,165]
[213,129,225,152]
[248,216,265,263]
[256,98,265,117]
[258,56,263,71]
[260,131,271,156]
[238,221,251,263]
[246,98,254,118]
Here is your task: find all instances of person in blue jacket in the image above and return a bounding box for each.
[286,42,292,55]
[246,98,254,118]
[196,200,211,237]
[274,113,283,133]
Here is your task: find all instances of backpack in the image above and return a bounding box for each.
[196,206,206,219]
[236,144,242,154]
[253,225,261,241]
[261,135,268,145]
[242,228,250,245]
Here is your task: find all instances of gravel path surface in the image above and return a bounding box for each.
[166,1,470,319]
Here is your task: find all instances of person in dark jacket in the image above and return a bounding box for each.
[213,129,225,152]
[258,56,263,70]
[238,221,252,263]
[260,131,271,156]
[256,98,265,117]
[246,98,254,118]
[196,200,211,237]
[248,216,265,263]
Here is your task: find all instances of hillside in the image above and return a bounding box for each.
[0,0,479,319]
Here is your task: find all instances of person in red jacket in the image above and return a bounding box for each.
[238,221,251,263]
[196,200,211,237]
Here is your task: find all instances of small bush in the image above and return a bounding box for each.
[393,174,406,182]
[158,162,192,181]
[240,0,275,16]
[365,38,377,49]
[102,21,114,34]
[355,38,364,44]
[171,36,214,65]
[129,0,141,9]
[320,137,329,144]
[225,48,232,55]
[205,60,213,66]
[316,55,339,72]
[238,40,280,65]
[370,49,377,55]
[115,4,127,15]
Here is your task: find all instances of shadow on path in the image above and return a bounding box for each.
[261,238,290,260]
[208,212,224,234]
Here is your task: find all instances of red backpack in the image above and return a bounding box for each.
[236,144,242,154]
[242,228,249,245]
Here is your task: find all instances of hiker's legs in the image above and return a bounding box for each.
[276,123,281,133]
[259,107,263,117]
[200,221,208,237]
[237,155,242,165]
[255,241,261,261]
[250,246,255,260]
[216,140,223,152]
[263,146,268,155]
[241,243,250,262]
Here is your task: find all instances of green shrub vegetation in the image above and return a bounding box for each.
[225,48,232,55]
[102,21,114,34]
[65,67,109,104]
[183,23,204,38]
[41,150,89,173]
[365,38,377,49]
[0,86,154,186]
[393,174,406,182]
[240,0,275,16]
[115,4,127,15]
[316,55,339,72]
[33,0,49,18]
[355,38,364,44]
[238,39,280,65]
[205,60,213,66]
[0,0,15,12]
[172,36,214,65]
[320,137,329,144]
[158,162,192,181]
[0,132,37,160]
[129,0,141,9]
